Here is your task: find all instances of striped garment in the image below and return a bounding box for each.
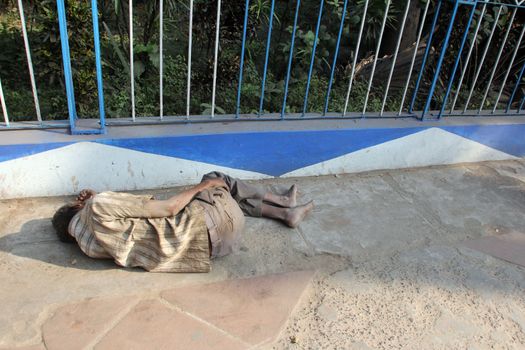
[68,191,210,273]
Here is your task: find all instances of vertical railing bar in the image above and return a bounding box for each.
[343,0,368,116]
[450,3,487,113]
[439,1,478,119]
[235,0,251,118]
[0,78,9,127]
[421,0,461,119]
[323,0,349,116]
[159,0,164,120]
[18,0,42,123]
[211,0,222,118]
[302,0,325,117]
[91,0,106,132]
[506,60,525,113]
[463,5,502,113]
[362,0,391,116]
[186,0,193,118]
[519,95,525,113]
[259,0,275,116]
[398,0,430,116]
[281,0,301,119]
[478,7,517,113]
[129,0,136,121]
[56,0,77,131]
[380,0,410,117]
[409,0,442,114]
[492,23,525,113]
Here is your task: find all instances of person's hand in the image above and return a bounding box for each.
[77,189,96,202]
[204,178,227,189]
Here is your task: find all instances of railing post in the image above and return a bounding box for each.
[438,0,477,119]
[235,0,251,118]
[479,6,518,114]
[409,0,442,115]
[281,0,301,119]
[302,0,325,117]
[0,78,9,127]
[18,0,42,124]
[159,0,164,120]
[380,0,411,117]
[450,3,487,114]
[323,0,349,116]
[421,0,460,119]
[186,0,193,118]
[343,0,368,116]
[56,0,78,133]
[91,0,106,133]
[259,0,276,116]
[506,61,525,113]
[211,0,222,118]
[492,24,525,113]
[398,0,430,116]
[56,0,105,134]
[129,0,136,121]
[463,5,502,113]
[362,0,391,117]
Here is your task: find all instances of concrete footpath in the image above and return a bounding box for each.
[1,160,525,349]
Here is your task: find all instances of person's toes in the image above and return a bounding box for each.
[286,184,298,207]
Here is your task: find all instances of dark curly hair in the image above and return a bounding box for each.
[52,202,82,243]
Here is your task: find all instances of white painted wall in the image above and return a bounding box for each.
[0,128,518,199]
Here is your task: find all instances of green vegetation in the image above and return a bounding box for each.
[0,0,522,121]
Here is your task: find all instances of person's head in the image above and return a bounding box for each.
[52,202,82,243]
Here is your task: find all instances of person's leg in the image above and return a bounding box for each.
[263,184,297,208]
[202,172,262,199]
[261,201,314,228]
[202,172,266,216]
[201,172,300,216]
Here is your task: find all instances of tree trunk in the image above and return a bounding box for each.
[381,0,422,56]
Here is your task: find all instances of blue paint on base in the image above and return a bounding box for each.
[2,124,525,177]
[441,124,525,157]
[97,128,423,176]
[0,142,72,162]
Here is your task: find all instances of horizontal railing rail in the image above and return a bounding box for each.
[0,0,524,134]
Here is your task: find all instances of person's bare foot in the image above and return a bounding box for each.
[285,200,314,228]
[283,184,298,208]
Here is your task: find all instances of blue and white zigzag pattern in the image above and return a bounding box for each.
[0,125,523,199]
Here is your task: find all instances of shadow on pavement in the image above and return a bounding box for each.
[0,218,124,271]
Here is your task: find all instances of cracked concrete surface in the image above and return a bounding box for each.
[1,160,525,349]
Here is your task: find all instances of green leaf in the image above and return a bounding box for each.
[102,21,129,75]
[134,61,145,78]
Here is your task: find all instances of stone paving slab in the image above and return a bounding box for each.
[296,174,438,257]
[161,270,314,346]
[2,160,525,349]
[387,163,525,233]
[463,231,525,267]
[41,297,136,350]
[4,271,313,350]
[95,300,248,350]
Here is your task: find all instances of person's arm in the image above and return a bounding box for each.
[143,178,226,218]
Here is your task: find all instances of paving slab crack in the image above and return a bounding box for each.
[157,297,252,348]
[293,226,316,257]
[381,173,453,238]
[84,298,141,349]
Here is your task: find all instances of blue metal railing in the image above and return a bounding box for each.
[1,0,524,134]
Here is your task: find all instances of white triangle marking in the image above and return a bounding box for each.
[0,142,269,199]
[282,128,517,177]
